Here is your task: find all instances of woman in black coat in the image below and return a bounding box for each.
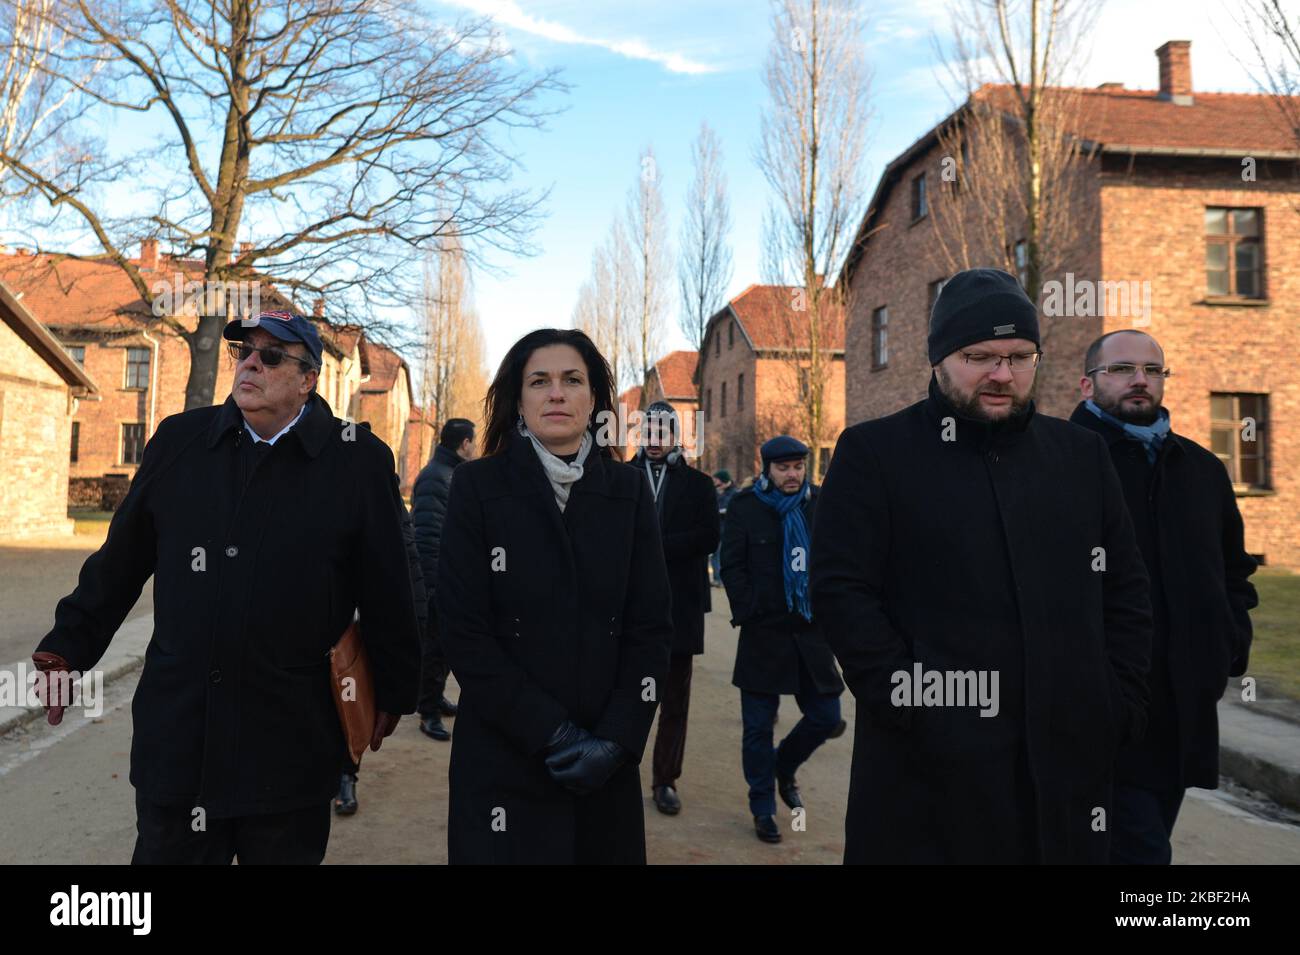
[435,328,673,864]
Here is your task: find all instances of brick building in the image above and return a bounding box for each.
[842,39,1299,566]
[356,340,414,487]
[0,280,97,539]
[695,284,845,483]
[642,349,700,458]
[0,244,414,508]
[615,384,643,460]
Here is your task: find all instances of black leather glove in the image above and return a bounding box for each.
[544,733,627,796]
[543,720,591,757]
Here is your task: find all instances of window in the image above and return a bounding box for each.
[728,321,735,349]
[125,347,150,389]
[798,367,810,400]
[1206,208,1263,298]
[818,445,832,480]
[721,381,727,418]
[737,373,744,411]
[70,422,80,464]
[1211,393,1268,490]
[928,278,947,317]
[1013,241,1028,289]
[715,331,720,356]
[705,387,712,423]
[66,345,85,367]
[121,423,146,466]
[911,173,928,220]
[949,140,970,195]
[871,306,889,369]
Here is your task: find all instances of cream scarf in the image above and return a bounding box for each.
[518,420,593,513]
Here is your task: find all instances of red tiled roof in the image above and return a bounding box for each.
[0,250,293,331]
[618,385,643,411]
[975,83,1298,155]
[361,340,408,394]
[721,284,846,352]
[652,350,698,399]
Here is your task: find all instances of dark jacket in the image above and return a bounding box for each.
[435,432,673,864]
[1068,401,1257,790]
[810,376,1152,864]
[720,483,844,696]
[630,450,719,655]
[37,395,421,818]
[411,443,462,590]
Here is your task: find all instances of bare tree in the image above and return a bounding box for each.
[627,145,670,384]
[417,237,486,466]
[1238,1,1300,179]
[929,0,1102,316]
[756,0,870,477]
[678,121,732,349]
[0,0,562,409]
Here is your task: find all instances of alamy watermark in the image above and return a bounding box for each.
[0,663,104,718]
[1042,273,1151,327]
[891,663,1000,717]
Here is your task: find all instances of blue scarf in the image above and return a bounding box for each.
[1084,398,1171,465]
[752,477,813,622]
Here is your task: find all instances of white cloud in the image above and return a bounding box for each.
[438,0,719,74]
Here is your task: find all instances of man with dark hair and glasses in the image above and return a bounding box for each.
[1070,329,1257,865]
[31,309,420,864]
[812,268,1153,864]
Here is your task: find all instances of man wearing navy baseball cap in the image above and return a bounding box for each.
[812,267,1152,864]
[33,308,421,864]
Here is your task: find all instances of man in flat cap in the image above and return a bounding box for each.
[32,310,420,864]
[720,435,844,845]
[811,268,1152,864]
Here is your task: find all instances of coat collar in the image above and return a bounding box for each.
[921,372,1035,450]
[504,426,611,497]
[206,393,335,458]
[1068,400,1184,460]
[433,443,463,470]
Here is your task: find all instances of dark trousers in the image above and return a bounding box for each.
[417,602,450,716]
[740,681,842,817]
[651,653,694,788]
[1110,783,1185,865]
[131,792,331,865]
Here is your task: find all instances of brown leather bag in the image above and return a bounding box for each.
[330,617,375,766]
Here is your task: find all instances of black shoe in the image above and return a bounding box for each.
[777,774,804,810]
[420,715,451,741]
[828,719,848,739]
[334,774,358,816]
[754,814,782,843]
[652,785,681,815]
[438,695,458,717]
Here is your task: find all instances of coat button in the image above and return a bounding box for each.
[225,545,238,558]
[209,669,222,684]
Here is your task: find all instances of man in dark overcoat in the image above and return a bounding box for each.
[631,401,720,816]
[720,435,845,845]
[435,428,673,864]
[32,310,420,864]
[411,417,478,741]
[811,269,1153,864]
[1069,329,1258,864]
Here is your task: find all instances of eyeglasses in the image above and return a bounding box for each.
[959,351,1042,372]
[1085,363,1171,380]
[228,341,317,370]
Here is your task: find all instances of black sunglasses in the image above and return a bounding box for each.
[228,341,317,370]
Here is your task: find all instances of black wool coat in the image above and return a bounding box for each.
[435,432,673,864]
[810,376,1153,864]
[630,451,720,656]
[1069,402,1258,791]
[720,484,844,696]
[411,442,461,594]
[37,395,421,817]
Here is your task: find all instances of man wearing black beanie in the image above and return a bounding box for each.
[811,267,1153,864]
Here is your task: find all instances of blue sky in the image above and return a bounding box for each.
[431,0,1265,370]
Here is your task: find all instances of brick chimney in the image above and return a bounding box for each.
[140,238,159,269]
[1156,40,1192,105]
